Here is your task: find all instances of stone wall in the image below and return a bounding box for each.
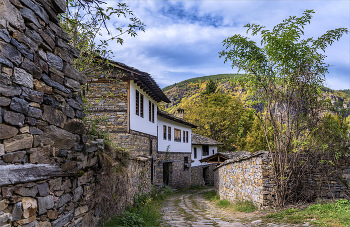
[191,164,216,186]
[155,152,192,189]
[214,151,350,208]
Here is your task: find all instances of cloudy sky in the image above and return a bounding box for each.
[99,0,349,90]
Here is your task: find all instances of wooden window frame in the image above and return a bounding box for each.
[194,147,197,159]
[202,145,209,156]
[186,131,188,143]
[149,101,152,122]
[136,90,139,116]
[163,125,167,140]
[140,93,144,118]
[168,126,171,141]
[174,128,181,142]
[152,103,155,123]
[183,131,186,143]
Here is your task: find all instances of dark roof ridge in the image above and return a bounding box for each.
[157,109,197,128]
[191,133,223,145]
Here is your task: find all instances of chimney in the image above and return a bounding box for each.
[176,108,185,119]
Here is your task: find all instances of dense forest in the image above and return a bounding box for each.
[161,74,350,152]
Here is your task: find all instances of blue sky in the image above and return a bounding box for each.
[101,0,350,90]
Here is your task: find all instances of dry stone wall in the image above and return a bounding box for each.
[0,0,104,226]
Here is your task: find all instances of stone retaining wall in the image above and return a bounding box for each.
[191,164,216,186]
[214,151,350,208]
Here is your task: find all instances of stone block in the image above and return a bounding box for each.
[22,197,37,218]
[42,74,70,94]
[0,97,11,106]
[0,73,11,85]
[0,56,14,68]
[47,53,62,70]
[37,195,54,215]
[42,105,67,128]
[0,0,25,31]
[13,30,38,52]
[10,38,33,60]
[27,107,42,118]
[47,209,57,220]
[19,0,49,23]
[49,178,62,191]
[74,205,88,217]
[29,127,43,135]
[3,110,25,126]
[14,185,38,197]
[25,29,43,45]
[29,146,50,164]
[0,41,22,66]
[37,183,50,197]
[65,78,80,91]
[13,67,34,88]
[0,29,11,42]
[54,47,73,64]
[51,210,73,227]
[0,84,22,96]
[21,87,44,103]
[0,144,4,156]
[0,212,10,226]
[3,150,26,163]
[4,134,33,152]
[25,117,37,126]
[61,161,77,172]
[10,97,29,114]
[64,119,85,135]
[34,79,52,94]
[67,98,83,111]
[57,193,72,208]
[20,58,42,79]
[15,215,36,226]
[0,199,9,211]
[73,186,83,202]
[62,105,75,118]
[20,6,40,27]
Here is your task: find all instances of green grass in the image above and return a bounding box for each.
[189,185,206,190]
[217,199,231,208]
[234,200,258,213]
[203,190,220,201]
[101,186,173,227]
[263,199,350,226]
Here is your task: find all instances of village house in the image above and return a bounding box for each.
[191,133,223,186]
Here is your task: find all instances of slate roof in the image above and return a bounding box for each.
[157,109,197,128]
[199,151,251,163]
[191,133,223,145]
[91,58,170,103]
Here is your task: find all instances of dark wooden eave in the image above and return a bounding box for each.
[199,153,230,164]
[157,109,198,128]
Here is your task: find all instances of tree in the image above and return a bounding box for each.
[60,0,145,76]
[179,92,254,151]
[219,10,348,206]
[203,79,217,95]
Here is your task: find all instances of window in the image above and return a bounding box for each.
[183,131,186,143]
[212,149,215,155]
[174,128,181,142]
[135,90,139,116]
[152,103,155,123]
[168,126,171,141]
[194,147,197,159]
[186,131,188,143]
[163,125,167,140]
[184,156,188,164]
[149,101,152,122]
[140,94,144,118]
[202,145,209,156]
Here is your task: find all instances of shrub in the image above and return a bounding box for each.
[234,200,257,213]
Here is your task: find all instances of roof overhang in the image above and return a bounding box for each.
[200,153,229,164]
[157,110,198,128]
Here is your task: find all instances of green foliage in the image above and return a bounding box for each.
[203,190,220,201]
[217,199,231,208]
[245,116,273,152]
[338,89,350,97]
[233,200,257,213]
[189,185,205,190]
[203,79,218,95]
[264,199,350,226]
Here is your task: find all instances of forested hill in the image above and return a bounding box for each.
[162,74,350,112]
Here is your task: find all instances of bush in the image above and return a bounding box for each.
[234,200,257,213]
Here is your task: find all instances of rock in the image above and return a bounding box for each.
[3,110,25,126]
[29,127,43,135]
[54,47,73,64]
[14,186,38,197]
[37,195,54,215]
[77,173,87,187]
[12,202,23,221]
[10,38,33,61]
[64,119,85,135]
[47,53,62,70]
[22,87,44,103]
[62,62,86,84]
[0,97,11,106]
[25,117,37,126]
[0,107,2,124]
[42,105,67,128]
[27,107,42,118]
[37,183,50,197]
[0,124,18,139]
[34,125,75,150]
[0,212,10,226]
[19,0,49,23]
[0,199,9,211]
[52,0,66,13]
[0,0,25,31]
[20,58,42,79]
[51,210,73,227]
[75,110,85,119]
[0,73,11,85]
[49,178,62,191]
[57,193,72,208]
[74,205,88,217]
[0,144,4,156]
[61,105,74,118]
[13,31,38,52]
[22,197,37,218]
[34,79,52,94]
[67,98,83,111]
[42,74,71,94]
[47,209,57,220]
[15,215,36,226]
[0,29,11,42]
[4,134,33,153]
[20,126,30,133]
[0,84,22,96]
[251,220,262,225]
[10,97,29,113]
[13,67,33,89]
[29,146,50,164]
[50,73,64,84]
[20,6,40,28]
[65,78,80,91]
[61,161,77,172]
[38,49,47,61]
[43,95,59,108]
[2,150,26,163]
[0,41,22,66]
[38,29,55,50]
[25,29,42,45]
[0,55,14,68]
[35,221,51,227]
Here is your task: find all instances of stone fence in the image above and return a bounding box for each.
[214,151,350,208]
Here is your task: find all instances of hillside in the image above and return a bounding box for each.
[162,74,350,113]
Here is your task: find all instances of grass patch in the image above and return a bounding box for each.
[217,199,231,208]
[189,185,205,190]
[203,190,220,201]
[263,199,350,226]
[234,200,257,213]
[101,186,173,226]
